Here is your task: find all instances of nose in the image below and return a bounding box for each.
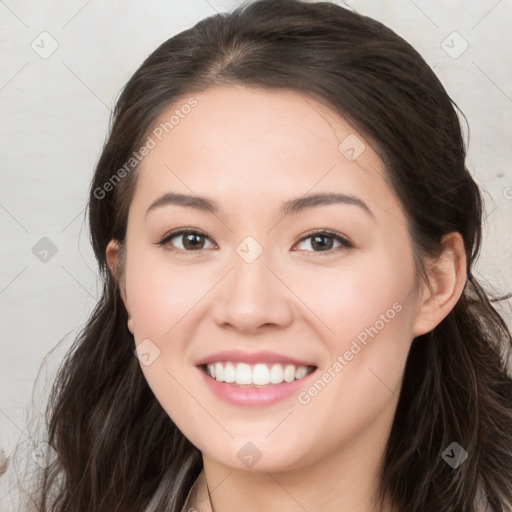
[211,248,295,334]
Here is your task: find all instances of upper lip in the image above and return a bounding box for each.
[195,350,317,367]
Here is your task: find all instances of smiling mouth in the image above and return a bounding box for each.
[200,362,317,387]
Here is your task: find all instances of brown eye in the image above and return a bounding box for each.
[157,229,215,252]
[294,230,353,254]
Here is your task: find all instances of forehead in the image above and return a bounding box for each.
[130,85,401,222]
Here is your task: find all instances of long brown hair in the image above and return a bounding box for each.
[10,1,512,510]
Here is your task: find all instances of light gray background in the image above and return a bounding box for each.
[1,0,511,501]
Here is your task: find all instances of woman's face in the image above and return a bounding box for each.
[112,85,428,473]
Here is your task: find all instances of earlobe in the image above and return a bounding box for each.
[412,232,467,337]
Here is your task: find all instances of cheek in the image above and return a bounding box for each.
[124,249,219,340]
[302,249,417,406]
[287,246,418,417]
[284,247,417,345]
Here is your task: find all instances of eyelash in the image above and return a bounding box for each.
[155,228,354,256]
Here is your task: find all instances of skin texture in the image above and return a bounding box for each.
[106,85,467,512]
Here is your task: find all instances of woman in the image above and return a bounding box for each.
[8,0,512,510]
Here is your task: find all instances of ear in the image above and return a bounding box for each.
[106,239,128,305]
[412,232,467,337]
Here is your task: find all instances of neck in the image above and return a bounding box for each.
[202,399,399,512]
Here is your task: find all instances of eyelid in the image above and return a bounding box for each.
[155,227,353,254]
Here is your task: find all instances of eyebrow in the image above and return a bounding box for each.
[145,191,374,219]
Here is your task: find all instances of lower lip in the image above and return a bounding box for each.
[197,366,317,407]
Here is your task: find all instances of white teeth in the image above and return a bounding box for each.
[235,363,252,384]
[284,364,296,383]
[253,364,270,385]
[295,366,308,379]
[214,362,224,382]
[205,362,314,386]
[269,364,284,384]
[224,362,236,383]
